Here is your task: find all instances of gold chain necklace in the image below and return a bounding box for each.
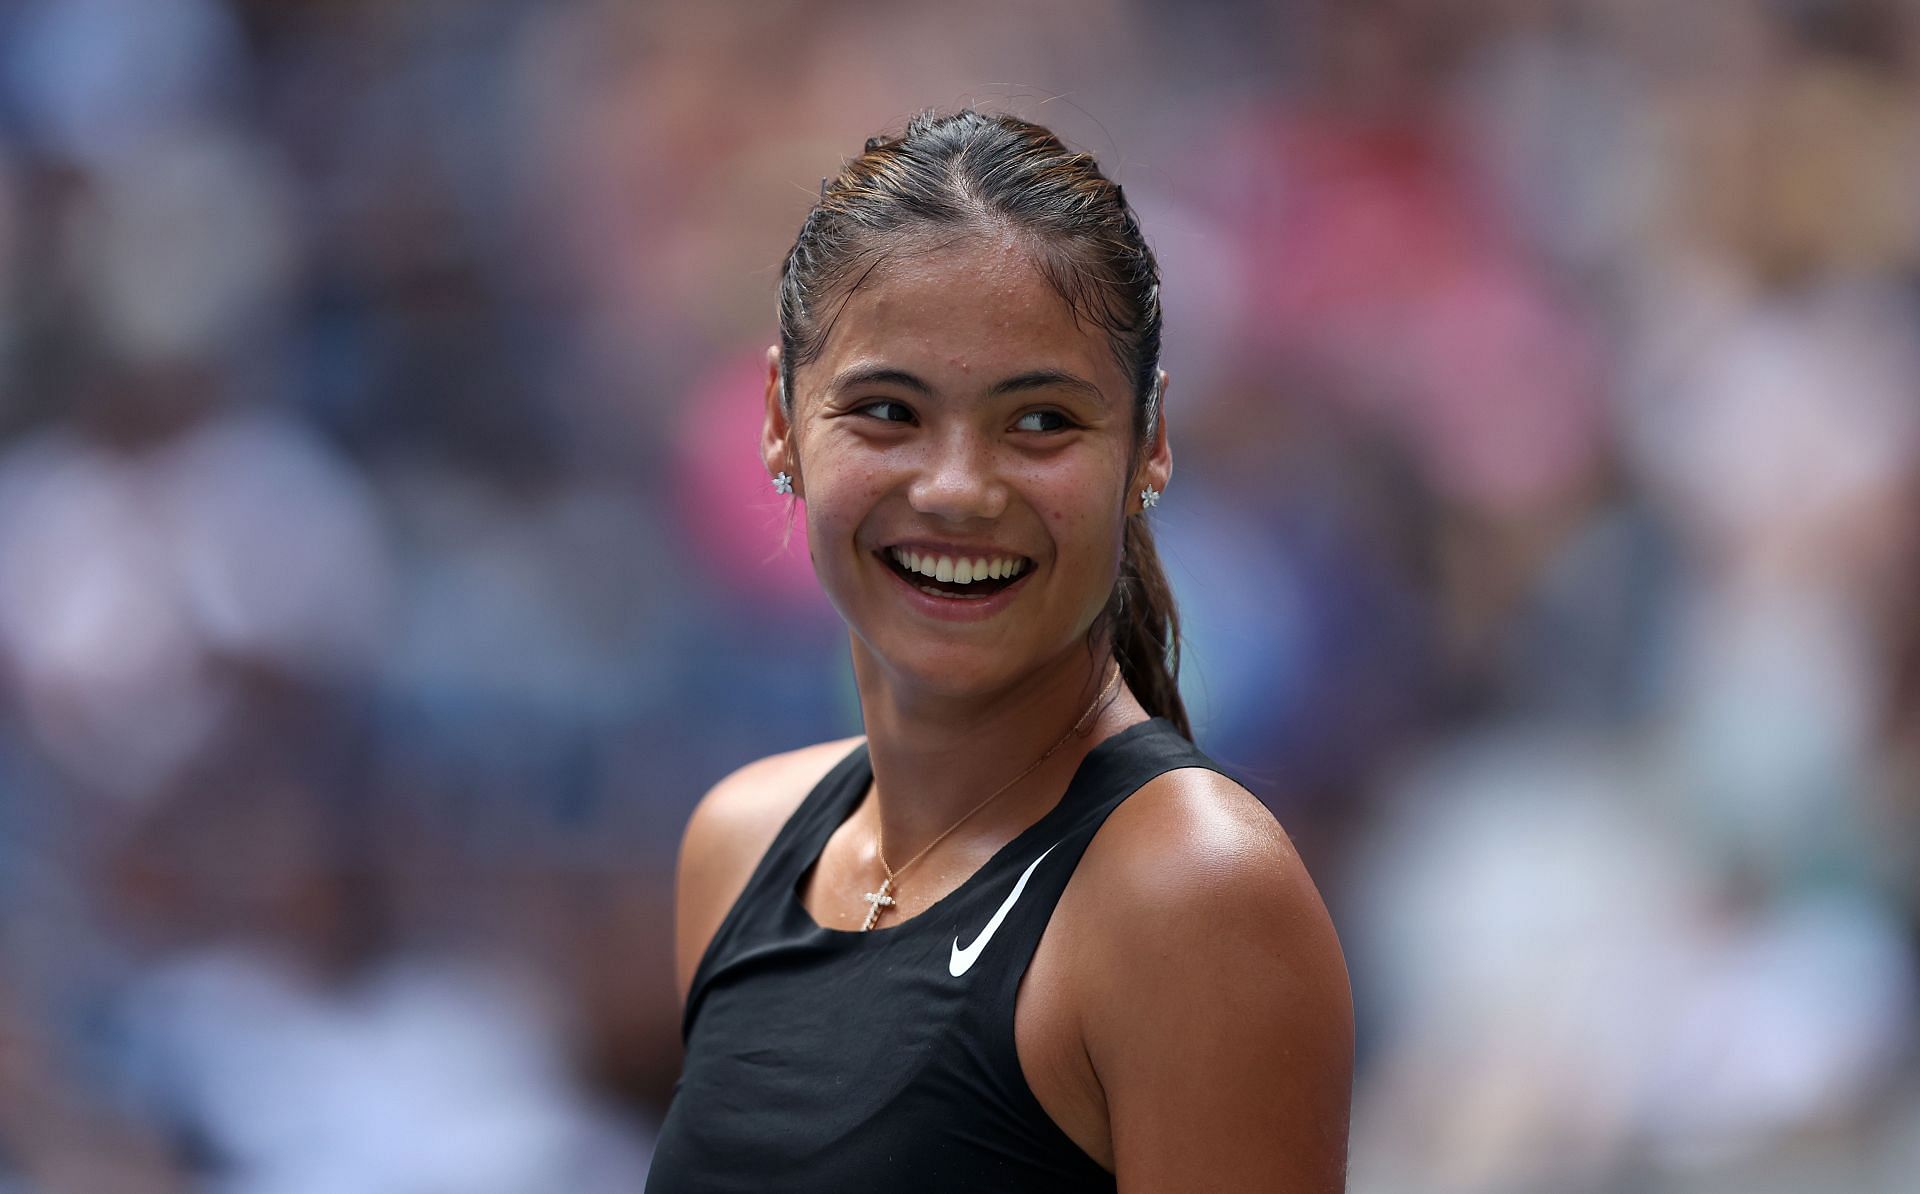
[859,662,1123,931]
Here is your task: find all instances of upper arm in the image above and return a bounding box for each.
[1079,772,1355,1194]
[673,737,863,1006]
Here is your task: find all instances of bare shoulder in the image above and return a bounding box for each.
[1077,765,1326,922]
[673,735,864,1004]
[1070,765,1355,1191]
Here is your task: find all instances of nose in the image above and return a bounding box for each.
[907,429,1008,523]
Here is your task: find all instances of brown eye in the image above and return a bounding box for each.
[857,400,915,424]
[1014,409,1072,432]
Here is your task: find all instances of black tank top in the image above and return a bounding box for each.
[646,717,1229,1193]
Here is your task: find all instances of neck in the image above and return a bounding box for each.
[848,639,1140,867]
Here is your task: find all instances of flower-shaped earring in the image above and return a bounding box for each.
[772,471,794,495]
[1139,484,1161,510]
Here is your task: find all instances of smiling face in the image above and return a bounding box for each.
[763,230,1170,699]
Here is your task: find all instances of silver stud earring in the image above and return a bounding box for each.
[1140,485,1161,510]
[772,471,794,495]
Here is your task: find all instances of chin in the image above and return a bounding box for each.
[853,619,1104,705]
[856,633,1025,698]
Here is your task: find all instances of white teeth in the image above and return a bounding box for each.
[887,547,1030,586]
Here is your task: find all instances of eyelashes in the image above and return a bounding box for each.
[1012,409,1073,433]
[854,400,915,424]
[851,401,1079,434]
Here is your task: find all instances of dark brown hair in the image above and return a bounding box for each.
[775,108,1190,739]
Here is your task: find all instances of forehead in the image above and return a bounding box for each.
[802,231,1125,399]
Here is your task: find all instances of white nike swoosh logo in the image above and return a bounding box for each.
[949,842,1059,977]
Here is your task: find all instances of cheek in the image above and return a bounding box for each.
[799,459,891,551]
[1030,477,1128,573]
[1022,448,1126,533]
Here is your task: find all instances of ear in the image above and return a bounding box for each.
[1134,368,1172,512]
[761,345,798,494]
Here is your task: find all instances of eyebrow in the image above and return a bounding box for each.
[828,364,1106,403]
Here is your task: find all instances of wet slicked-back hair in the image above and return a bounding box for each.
[775,109,1189,739]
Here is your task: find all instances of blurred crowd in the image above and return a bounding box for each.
[0,0,1916,1190]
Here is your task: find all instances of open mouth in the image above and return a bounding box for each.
[879,546,1032,600]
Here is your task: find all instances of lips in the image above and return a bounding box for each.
[872,543,1036,618]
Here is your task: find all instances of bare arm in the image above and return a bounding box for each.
[1078,771,1355,1193]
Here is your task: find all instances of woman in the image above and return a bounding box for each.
[650,110,1353,1192]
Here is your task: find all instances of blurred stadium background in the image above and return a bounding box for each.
[0,0,1917,1190]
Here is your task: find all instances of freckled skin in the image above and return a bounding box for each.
[685,224,1353,1193]
[761,233,1168,705]
[679,153,1349,1190]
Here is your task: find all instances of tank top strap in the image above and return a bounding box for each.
[681,738,871,1033]
[741,739,874,905]
[963,717,1232,1016]
[661,718,1238,1190]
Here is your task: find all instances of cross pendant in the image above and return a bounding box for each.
[860,877,897,932]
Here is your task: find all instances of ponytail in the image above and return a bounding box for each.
[1104,516,1190,740]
